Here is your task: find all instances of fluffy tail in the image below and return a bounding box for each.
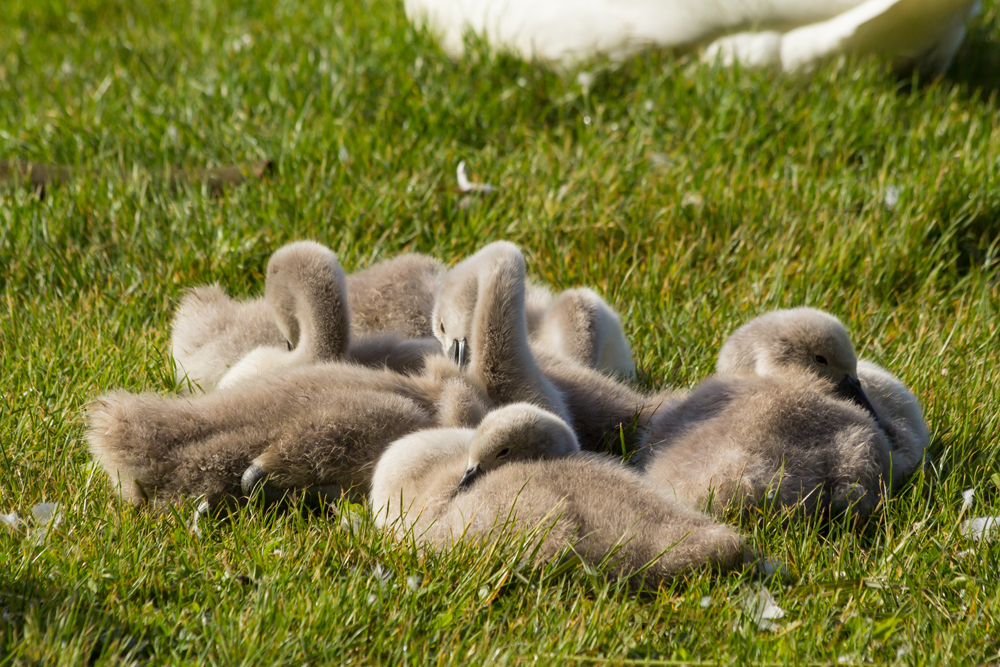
[86,391,189,506]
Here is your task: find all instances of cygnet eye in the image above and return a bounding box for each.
[286,339,293,351]
[496,447,511,459]
[815,355,828,365]
[440,322,446,334]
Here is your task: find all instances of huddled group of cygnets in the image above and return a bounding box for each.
[88,240,929,586]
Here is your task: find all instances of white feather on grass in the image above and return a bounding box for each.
[456,161,497,194]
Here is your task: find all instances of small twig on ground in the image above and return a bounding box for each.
[0,159,273,200]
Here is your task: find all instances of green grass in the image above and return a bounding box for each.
[2,0,1000,663]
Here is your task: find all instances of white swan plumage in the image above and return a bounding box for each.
[405,0,980,73]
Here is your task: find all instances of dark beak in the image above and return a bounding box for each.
[458,464,482,489]
[449,338,468,370]
[835,375,884,431]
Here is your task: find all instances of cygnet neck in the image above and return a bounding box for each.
[265,243,350,364]
[468,245,531,374]
[467,246,568,420]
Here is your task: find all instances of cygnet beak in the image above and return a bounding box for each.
[458,464,482,488]
[449,338,468,369]
[835,375,885,431]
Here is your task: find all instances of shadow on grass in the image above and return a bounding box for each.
[0,574,153,665]
[930,194,1000,277]
[946,21,1000,103]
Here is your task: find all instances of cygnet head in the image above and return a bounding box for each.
[458,403,579,488]
[431,241,525,369]
[717,308,883,427]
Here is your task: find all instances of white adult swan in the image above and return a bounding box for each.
[405,0,980,73]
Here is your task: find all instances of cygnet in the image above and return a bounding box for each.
[640,308,927,518]
[89,347,517,510]
[172,244,445,392]
[433,242,662,451]
[533,287,637,379]
[88,367,440,509]
[216,242,350,389]
[370,402,580,528]
[716,307,883,426]
[429,245,636,379]
[371,404,743,587]
[431,241,570,422]
[717,307,929,472]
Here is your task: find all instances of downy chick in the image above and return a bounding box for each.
[717,307,928,478]
[433,241,670,451]
[370,402,580,530]
[431,241,570,422]
[371,404,743,587]
[640,308,926,519]
[216,241,350,389]
[172,245,444,392]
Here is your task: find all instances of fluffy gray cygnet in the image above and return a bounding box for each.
[716,308,929,481]
[215,241,350,389]
[172,245,444,392]
[532,287,636,379]
[89,365,445,509]
[433,243,636,380]
[430,241,571,423]
[370,403,743,587]
[639,308,929,519]
[370,402,581,527]
[432,241,671,451]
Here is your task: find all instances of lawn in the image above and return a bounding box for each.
[2,0,1000,664]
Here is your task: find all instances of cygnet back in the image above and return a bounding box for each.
[89,363,441,509]
[533,287,637,379]
[346,253,445,338]
[640,372,891,518]
[422,455,745,588]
